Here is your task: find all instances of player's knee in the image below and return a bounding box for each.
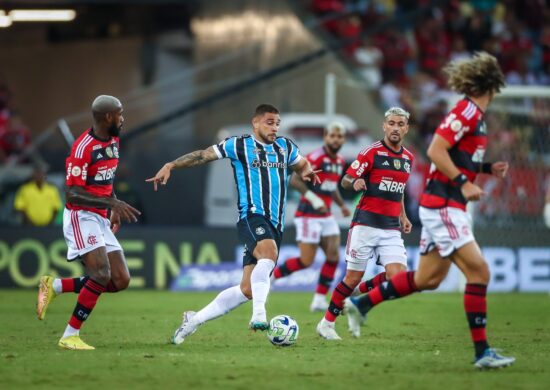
[421,278,441,291]
[385,265,406,279]
[93,266,111,286]
[473,261,490,284]
[115,274,131,291]
[343,273,362,288]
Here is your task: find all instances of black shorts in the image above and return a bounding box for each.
[237,214,282,267]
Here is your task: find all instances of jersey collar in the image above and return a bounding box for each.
[381,139,403,155]
[88,127,112,143]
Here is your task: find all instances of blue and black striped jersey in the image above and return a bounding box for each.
[213,134,302,232]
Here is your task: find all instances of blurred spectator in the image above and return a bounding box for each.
[506,57,537,85]
[461,11,492,52]
[336,13,362,56]
[415,13,450,73]
[353,36,383,89]
[499,20,533,74]
[0,113,31,163]
[375,29,413,82]
[450,37,471,62]
[14,166,62,226]
[418,98,448,147]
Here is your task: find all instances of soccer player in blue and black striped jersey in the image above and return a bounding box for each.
[147,104,320,342]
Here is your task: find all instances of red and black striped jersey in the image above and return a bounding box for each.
[420,98,487,210]
[347,140,414,229]
[295,147,345,218]
[65,128,119,218]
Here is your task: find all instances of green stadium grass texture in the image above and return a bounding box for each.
[1,291,549,389]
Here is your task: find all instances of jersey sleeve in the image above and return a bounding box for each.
[212,136,237,160]
[65,148,90,187]
[435,102,476,147]
[286,138,302,166]
[346,148,372,178]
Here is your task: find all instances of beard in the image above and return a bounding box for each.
[326,144,341,154]
[108,122,122,137]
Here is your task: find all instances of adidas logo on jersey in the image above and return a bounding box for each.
[382,161,390,166]
[97,153,103,159]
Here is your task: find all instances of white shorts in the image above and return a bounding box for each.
[63,208,122,261]
[345,225,407,272]
[419,206,474,258]
[294,216,340,244]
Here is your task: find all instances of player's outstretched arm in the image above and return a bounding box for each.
[66,186,141,223]
[292,158,321,185]
[146,146,218,191]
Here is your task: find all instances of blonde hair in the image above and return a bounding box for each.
[444,52,505,97]
[384,107,410,120]
[325,121,346,135]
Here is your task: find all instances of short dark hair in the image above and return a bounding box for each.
[254,104,279,117]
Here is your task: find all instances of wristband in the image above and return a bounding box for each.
[453,173,468,188]
[304,190,325,210]
[481,162,492,174]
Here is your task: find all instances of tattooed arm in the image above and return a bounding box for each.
[145,146,219,191]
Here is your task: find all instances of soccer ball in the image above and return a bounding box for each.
[267,315,299,346]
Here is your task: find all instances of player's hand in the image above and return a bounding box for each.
[460,181,486,201]
[491,161,509,179]
[340,205,351,217]
[146,163,174,191]
[400,214,412,234]
[110,210,121,234]
[110,199,141,223]
[301,169,322,185]
[353,179,367,192]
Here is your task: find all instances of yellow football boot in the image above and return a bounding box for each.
[37,276,57,320]
[58,335,95,350]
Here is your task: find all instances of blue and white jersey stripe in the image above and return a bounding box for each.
[213,134,302,231]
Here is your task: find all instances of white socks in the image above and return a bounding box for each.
[53,279,62,295]
[250,258,275,321]
[62,324,79,338]
[193,285,249,325]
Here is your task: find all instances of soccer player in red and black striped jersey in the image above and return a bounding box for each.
[345,53,515,369]
[272,122,350,312]
[316,106,413,340]
[36,95,141,350]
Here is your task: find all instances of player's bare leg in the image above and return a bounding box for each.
[249,239,277,330]
[450,241,515,368]
[106,250,130,292]
[311,235,339,312]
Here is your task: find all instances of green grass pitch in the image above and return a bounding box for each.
[1,290,549,389]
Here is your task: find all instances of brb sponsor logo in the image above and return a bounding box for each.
[379,178,405,193]
[320,180,338,192]
[95,166,117,182]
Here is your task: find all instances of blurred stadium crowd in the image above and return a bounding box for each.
[1,0,549,229]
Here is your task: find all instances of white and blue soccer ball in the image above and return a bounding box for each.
[267,315,299,346]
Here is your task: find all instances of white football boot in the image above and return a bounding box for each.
[316,318,342,340]
[344,298,361,338]
[309,293,329,312]
[172,311,198,344]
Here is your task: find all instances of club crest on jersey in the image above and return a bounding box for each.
[404,161,411,173]
[255,227,265,235]
[112,145,119,158]
[351,160,360,169]
[71,166,81,177]
[105,146,114,158]
[393,159,401,170]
